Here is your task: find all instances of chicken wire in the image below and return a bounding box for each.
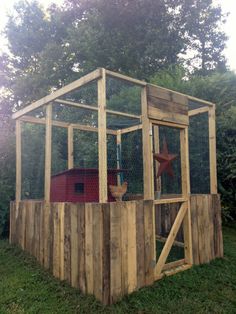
[153,125,182,198]
[155,203,184,263]
[106,76,142,115]
[21,122,45,200]
[189,111,210,194]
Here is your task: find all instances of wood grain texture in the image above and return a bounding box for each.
[9,197,223,305]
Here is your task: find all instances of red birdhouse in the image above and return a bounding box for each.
[50,168,121,202]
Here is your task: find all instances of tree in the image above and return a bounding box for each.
[181,0,228,75]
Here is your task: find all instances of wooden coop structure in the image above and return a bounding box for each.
[10,68,223,304]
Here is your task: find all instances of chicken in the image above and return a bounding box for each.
[109,182,128,201]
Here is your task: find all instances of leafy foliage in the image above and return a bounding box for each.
[0,0,233,235]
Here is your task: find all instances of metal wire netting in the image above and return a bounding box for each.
[73,130,98,169]
[51,126,68,176]
[21,122,45,200]
[106,76,142,115]
[60,80,98,107]
[189,112,210,194]
[153,125,182,198]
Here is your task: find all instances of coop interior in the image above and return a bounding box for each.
[17,69,214,265]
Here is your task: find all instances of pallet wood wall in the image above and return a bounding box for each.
[9,195,223,304]
[154,195,223,265]
[147,85,189,125]
[10,200,155,305]
[190,194,223,264]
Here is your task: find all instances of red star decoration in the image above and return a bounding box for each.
[153,138,178,177]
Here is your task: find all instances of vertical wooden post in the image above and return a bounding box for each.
[141,87,154,200]
[209,104,217,194]
[153,125,161,195]
[44,104,52,202]
[98,68,107,203]
[16,119,22,202]
[116,130,121,185]
[68,125,74,169]
[141,87,155,260]
[180,127,193,265]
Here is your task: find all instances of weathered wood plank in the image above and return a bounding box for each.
[147,85,188,106]
[78,203,86,293]
[110,202,122,303]
[64,203,71,283]
[120,202,128,296]
[93,203,103,302]
[85,203,94,295]
[136,201,145,289]
[190,196,200,265]
[144,200,155,285]
[102,203,111,304]
[70,203,79,288]
[127,201,137,293]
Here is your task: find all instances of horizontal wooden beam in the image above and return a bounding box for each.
[150,119,187,129]
[162,259,185,271]
[188,106,209,116]
[148,83,214,107]
[19,115,117,135]
[154,197,187,205]
[55,98,141,120]
[54,99,98,111]
[12,69,102,119]
[119,124,142,134]
[156,235,184,248]
[106,69,147,86]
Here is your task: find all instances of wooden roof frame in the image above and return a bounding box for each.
[12,68,214,121]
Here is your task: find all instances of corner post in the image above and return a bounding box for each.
[68,125,74,169]
[44,104,52,202]
[16,119,22,202]
[180,126,193,265]
[98,69,107,202]
[141,86,154,200]
[209,104,217,194]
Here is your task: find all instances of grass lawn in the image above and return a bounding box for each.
[0,226,236,314]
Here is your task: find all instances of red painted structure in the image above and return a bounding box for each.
[50,168,121,202]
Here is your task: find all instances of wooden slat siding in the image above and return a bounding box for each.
[102,203,111,305]
[34,203,40,261]
[85,203,94,295]
[196,196,205,264]
[78,203,86,293]
[53,204,60,278]
[208,195,215,261]
[29,201,35,256]
[93,203,103,302]
[148,103,189,126]
[59,203,65,280]
[48,203,54,272]
[204,195,211,262]
[213,194,223,258]
[144,200,155,286]
[136,201,145,289]
[120,202,128,296]
[64,203,71,283]
[39,202,44,265]
[70,203,79,288]
[147,85,188,106]
[190,197,200,265]
[110,201,122,303]
[127,201,137,293]
[148,95,188,115]
[43,202,50,269]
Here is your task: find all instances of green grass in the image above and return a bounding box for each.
[0,226,236,314]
